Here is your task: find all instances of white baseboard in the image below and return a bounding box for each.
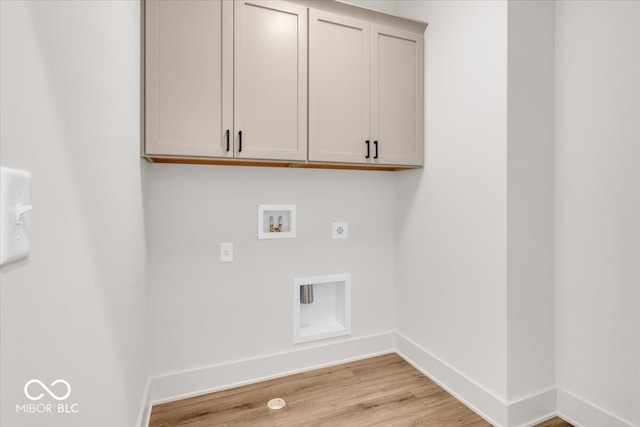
[395,333,508,426]
[136,377,151,427]
[508,387,556,427]
[148,332,396,406]
[557,388,637,427]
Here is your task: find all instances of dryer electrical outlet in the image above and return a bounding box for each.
[220,242,233,262]
[332,222,348,239]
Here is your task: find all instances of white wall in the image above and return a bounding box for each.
[555,1,640,426]
[395,0,509,407]
[506,0,555,407]
[395,1,558,425]
[146,165,397,376]
[342,0,397,15]
[0,1,147,426]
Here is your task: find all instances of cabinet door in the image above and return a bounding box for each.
[234,0,307,161]
[371,25,424,166]
[308,10,370,164]
[145,0,233,157]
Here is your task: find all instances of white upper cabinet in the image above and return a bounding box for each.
[144,0,425,169]
[145,0,306,162]
[308,10,370,164]
[145,0,232,158]
[371,25,424,166]
[234,1,308,161]
[308,11,424,167]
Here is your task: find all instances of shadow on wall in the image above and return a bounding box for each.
[1,1,147,425]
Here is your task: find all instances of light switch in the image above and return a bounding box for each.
[1,167,32,266]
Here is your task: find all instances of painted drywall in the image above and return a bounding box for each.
[146,165,397,376]
[0,1,147,426]
[395,1,558,424]
[555,1,640,425]
[506,0,555,407]
[394,0,509,405]
[342,0,398,15]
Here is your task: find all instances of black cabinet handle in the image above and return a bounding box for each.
[225,129,230,152]
[238,130,243,152]
[365,140,370,159]
[374,140,378,159]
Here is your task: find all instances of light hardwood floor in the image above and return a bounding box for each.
[533,418,573,427]
[149,353,572,427]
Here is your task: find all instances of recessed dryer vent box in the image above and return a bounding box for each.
[293,273,351,344]
[258,204,296,239]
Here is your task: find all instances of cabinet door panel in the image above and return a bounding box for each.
[145,0,232,157]
[372,25,424,166]
[234,1,307,161]
[309,10,370,164]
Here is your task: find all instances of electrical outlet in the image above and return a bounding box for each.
[332,222,348,239]
[220,242,233,262]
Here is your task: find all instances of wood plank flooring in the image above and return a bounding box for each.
[149,353,572,427]
[533,418,573,427]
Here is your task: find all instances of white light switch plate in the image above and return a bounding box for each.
[1,167,32,266]
[332,222,348,239]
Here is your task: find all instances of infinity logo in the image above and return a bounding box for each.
[24,379,71,401]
